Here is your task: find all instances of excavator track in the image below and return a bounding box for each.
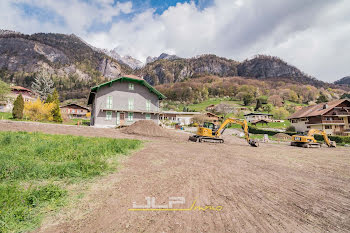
[188,135,224,143]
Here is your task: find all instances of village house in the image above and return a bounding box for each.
[60,104,90,119]
[0,86,36,112]
[160,111,201,125]
[244,113,273,123]
[288,99,350,136]
[87,75,165,127]
[205,112,222,124]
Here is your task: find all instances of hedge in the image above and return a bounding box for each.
[314,135,350,144]
[249,127,350,144]
[248,127,295,136]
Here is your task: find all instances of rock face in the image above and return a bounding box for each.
[0,32,131,99]
[140,54,325,87]
[237,55,307,78]
[146,53,181,64]
[107,49,143,69]
[334,76,350,85]
[140,54,238,85]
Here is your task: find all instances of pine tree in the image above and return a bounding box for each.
[12,94,24,119]
[49,89,63,123]
[45,94,53,103]
[254,99,262,111]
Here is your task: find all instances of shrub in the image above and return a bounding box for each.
[0,80,10,101]
[286,125,296,132]
[248,127,295,136]
[24,99,55,121]
[12,94,24,119]
[272,107,289,119]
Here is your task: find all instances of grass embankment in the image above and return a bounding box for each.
[0,131,142,233]
[229,120,291,129]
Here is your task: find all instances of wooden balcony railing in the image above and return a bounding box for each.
[306,120,345,124]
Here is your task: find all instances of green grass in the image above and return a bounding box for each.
[168,98,251,112]
[0,131,142,232]
[0,112,12,120]
[64,118,90,126]
[229,120,291,129]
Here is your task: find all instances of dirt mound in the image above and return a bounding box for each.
[122,120,171,137]
[274,133,292,140]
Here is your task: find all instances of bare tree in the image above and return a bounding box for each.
[31,70,54,100]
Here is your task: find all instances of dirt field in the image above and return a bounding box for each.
[1,120,350,232]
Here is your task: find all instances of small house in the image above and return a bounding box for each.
[0,86,36,112]
[244,113,273,123]
[60,104,90,118]
[160,111,201,125]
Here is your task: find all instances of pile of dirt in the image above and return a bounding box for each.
[274,133,292,140]
[121,120,171,137]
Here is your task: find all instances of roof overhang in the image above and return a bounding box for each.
[87,76,166,105]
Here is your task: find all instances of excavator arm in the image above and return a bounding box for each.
[215,118,258,147]
[307,129,336,147]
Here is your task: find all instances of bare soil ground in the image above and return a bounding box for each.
[1,120,350,232]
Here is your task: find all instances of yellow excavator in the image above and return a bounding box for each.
[188,118,259,147]
[291,129,336,148]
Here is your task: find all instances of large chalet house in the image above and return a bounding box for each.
[288,99,350,136]
[87,75,165,127]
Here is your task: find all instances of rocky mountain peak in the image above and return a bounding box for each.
[146,53,181,64]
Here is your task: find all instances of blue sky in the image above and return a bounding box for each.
[1,0,349,82]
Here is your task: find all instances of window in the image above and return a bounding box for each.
[325,125,332,129]
[129,83,134,90]
[106,111,112,120]
[146,100,151,111]
[106,96,113,109]
[128,98,134,110]
[128,112,133,121]
[145,114,151,120]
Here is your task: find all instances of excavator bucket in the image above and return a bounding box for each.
[329,141,336,147]
[249,139,259,147]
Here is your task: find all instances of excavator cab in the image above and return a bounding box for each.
[203,122,216,135]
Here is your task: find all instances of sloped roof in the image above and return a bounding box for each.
[60,103,90,111]
[244,113,273,116]
[288,99,349,119]
[87,76,166,105]
[11,86,33,93]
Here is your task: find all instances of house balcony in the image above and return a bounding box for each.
[99,105,160,114]
[306,120,345,125]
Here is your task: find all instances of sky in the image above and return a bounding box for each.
[0,0,349,82]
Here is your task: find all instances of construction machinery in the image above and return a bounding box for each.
[291,129,336,148]
[188,118,259,147]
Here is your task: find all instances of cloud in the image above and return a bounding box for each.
[0,0,349,82]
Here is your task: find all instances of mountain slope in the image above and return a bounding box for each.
[334,76,350,86]
[139,54,239,85]
[0,31,132,99]
[139,54,325,87]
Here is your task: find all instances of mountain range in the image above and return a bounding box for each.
[0,30,347,100]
